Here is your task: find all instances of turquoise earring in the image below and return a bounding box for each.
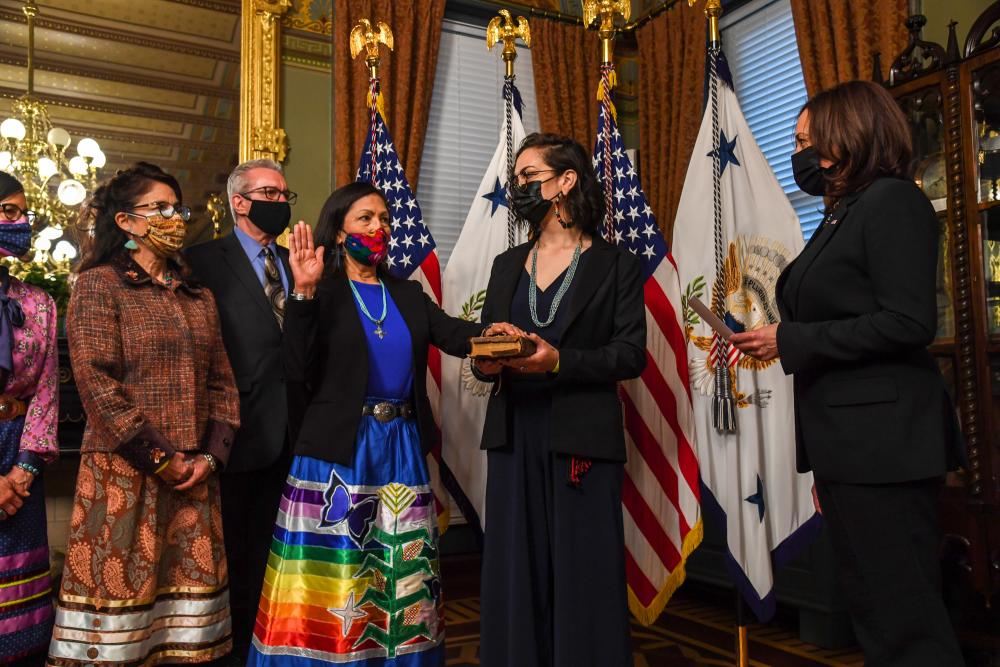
[124,228,138,250]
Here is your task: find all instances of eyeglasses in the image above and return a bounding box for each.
[0,204,35,224]
[126,201,191,222]
[239,186,298,205]
[513,168,555,185]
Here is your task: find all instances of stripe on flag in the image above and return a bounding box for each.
[592,65,702,626]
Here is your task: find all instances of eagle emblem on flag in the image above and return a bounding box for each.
[684,234,793,405]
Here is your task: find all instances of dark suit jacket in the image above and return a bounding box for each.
[775,177,965,484]
[478,236,647,462]
[184,233,291,473]
[284,274,482,465]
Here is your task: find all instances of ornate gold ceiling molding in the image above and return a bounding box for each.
[164,0,242,14]
[240,0,292,162]
[282,30,332,70]
[0,86,236,128]
[0,9,240,63]
[282,53,332,71]
[0,53,238,100]
[282,1,331,36]
[52,124,237,155]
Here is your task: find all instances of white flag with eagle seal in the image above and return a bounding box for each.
[440,81,528,531]
[671,51,820,621]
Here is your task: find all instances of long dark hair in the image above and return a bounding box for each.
[76,162,182,273]
[0,172,24,201]
[513,133,605,236]
[314,181,390,278]
[802,80,913,199]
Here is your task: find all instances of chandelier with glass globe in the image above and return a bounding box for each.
[0,0,105,272]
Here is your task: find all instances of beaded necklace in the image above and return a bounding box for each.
[528,240,582,328]
[349,278,388,339]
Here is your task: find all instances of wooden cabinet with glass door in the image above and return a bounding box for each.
[960,0,1000,613]
[886,2,1000,634]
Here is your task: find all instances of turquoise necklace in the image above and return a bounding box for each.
[349,278,388,339]
[529,240,582,328]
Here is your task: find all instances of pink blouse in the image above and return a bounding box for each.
[6,278,58,464]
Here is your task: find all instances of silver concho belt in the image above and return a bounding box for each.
[362,401,415,423]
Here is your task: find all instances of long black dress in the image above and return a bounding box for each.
[480,254,633,667]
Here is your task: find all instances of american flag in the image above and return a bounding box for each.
[592,67,702,625]
[356,82,449,531]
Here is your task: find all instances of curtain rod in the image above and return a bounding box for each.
[465,0,683,31]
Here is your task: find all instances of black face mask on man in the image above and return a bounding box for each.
[246,199,292,237]
[790,146,831,197]
[509,177,560,228]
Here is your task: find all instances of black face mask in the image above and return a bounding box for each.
[246,199,291,237]
[509,178,556,227]
[790,146,830,197]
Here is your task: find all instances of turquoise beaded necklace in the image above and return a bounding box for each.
[349,278,388,339]
[528,240,582,328]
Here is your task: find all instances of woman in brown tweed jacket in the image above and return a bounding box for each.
[47,163,240,666]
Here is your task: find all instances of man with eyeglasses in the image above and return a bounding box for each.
[184,158,297,664]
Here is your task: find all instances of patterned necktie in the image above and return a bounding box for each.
[262,246,285,329]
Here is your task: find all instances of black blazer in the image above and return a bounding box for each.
[478,236,646,462]
[775,177,965,484]
[284,274,482,465]
[184,233,291,473]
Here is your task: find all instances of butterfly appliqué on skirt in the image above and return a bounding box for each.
[319,469,380,548]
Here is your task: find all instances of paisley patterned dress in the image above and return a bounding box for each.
[48,255,239,666]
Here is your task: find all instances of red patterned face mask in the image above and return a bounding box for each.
[343,228,389,266]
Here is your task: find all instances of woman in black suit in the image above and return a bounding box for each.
[731,80,964,666]
[248,182,517,666]
[474,133,646,667]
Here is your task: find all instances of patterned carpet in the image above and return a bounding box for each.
[440,555,866,667]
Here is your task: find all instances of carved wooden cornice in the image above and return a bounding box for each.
[964,0,1000,57]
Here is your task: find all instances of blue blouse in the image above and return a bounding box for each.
[350,280,413,400]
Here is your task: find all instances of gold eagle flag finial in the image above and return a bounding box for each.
[486,9,531,78]
[687,0,723,46]
[583,0,630,65]
[350,18,394,79]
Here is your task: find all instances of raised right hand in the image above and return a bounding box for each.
[157,452,193,485]
[289,221,325,294]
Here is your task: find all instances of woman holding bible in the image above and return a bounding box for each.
[474,133,646,667]
[249,181,517,667]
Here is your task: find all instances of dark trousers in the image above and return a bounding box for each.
[480,393,632,667]
[220,450,291,662]
[815,477,964,666]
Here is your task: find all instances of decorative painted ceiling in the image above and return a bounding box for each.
[0,0,241,241]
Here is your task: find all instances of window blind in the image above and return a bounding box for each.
[721,0,824,240]
[418,19,540,267]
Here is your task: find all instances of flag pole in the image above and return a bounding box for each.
[689,0,737,433]
[350,18,394,183]
[688,1,746,663]
[487,9,531,249]
[584,0,630,242]
[735,593,750,667]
